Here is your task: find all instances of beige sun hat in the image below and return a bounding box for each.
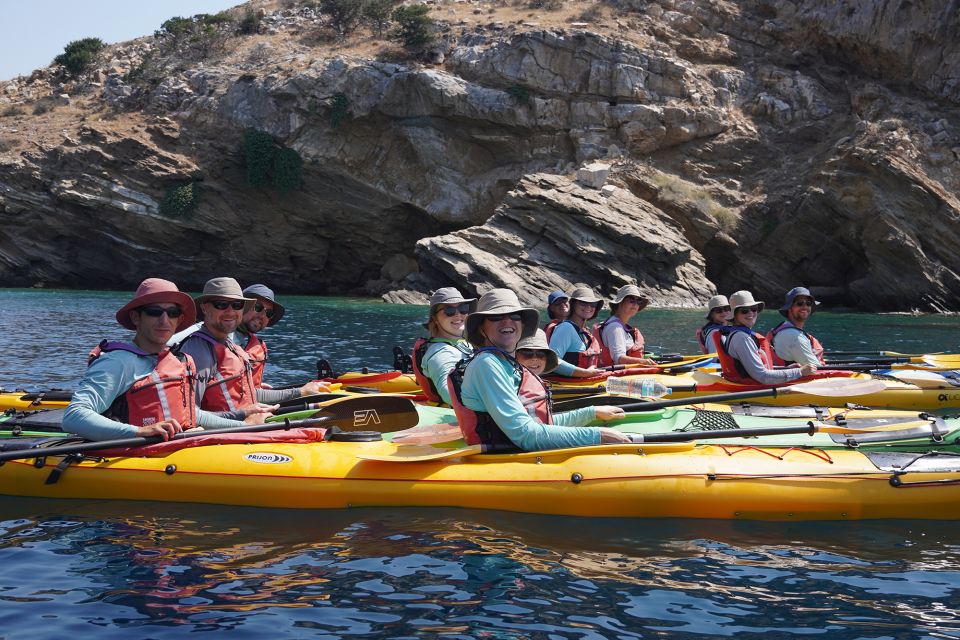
[728,290,765,314]
[610,284,649,311]
[567,285,604,320]
[195,277,255,318]
[465,288,539,347]
[423,287,478,328]
[515,328,560,374]
[704,294,731,320]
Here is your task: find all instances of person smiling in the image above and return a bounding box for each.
[448,289,630,452]
[767,287,825,367]
[714,290,816,385]
[411,287,477,405]
[696,294,733,354]
[594,284,657,367]
[176,277,276,418]
[63,278,257,441]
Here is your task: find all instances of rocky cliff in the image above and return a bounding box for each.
[0,0,958,310]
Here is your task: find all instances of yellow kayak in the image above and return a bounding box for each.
[0,389,71,411]
[2,433,959,520]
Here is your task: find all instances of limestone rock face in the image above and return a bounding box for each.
[409,174,714,307]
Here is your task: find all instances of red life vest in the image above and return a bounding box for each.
[543,319,561,342]
[447,348,552,449]
[713,326,773,383]
[188,331,257,412]
[411,337,473,404]
[767,321,826,366]
[88,340,198,429]
[556,320,601,369]
[696,322,725,354]
[594,317,644,366]
[240,331,269,387]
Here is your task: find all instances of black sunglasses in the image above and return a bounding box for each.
[440,304,471,317]
[209,300,245,311]
[712,305,732,313]
[793,299,814,307]
[516,349,548,359]
[139,305,183,318]
[254,302,275,318]
[736,305,761,314]
[485,313,523,322]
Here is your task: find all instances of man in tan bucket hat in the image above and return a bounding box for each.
[446,288,631,453]
[714,290,816,385]
[62,278,256,441]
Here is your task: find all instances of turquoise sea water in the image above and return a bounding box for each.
[2,288,960,638]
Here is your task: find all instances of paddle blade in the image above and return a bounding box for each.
[307,395,419,432]
[785,378,887,397]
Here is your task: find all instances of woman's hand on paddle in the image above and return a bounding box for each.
[241,403,279,424]
[799,363,817,377]
[135,419,182,440]
[594,405,625,421]
[573,366,609,378]
[598,428,632,444]
[300,380,333,396]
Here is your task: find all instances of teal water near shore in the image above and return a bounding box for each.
[1,288,960,638]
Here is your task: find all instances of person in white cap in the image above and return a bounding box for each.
[447,288,630,452]
[411,287,477,405]
[714,290,816,385]
[594,284,657,366]
[766,287,825,367]
[696,294,732,354]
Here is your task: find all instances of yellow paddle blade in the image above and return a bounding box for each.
[921,354,960,368]
[785,378,887,397]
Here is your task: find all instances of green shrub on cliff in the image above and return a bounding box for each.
[649,171,737,230]
[160,182,200,217]
[391,5,434,49]
[363,0,401,37]
[328,92,350,128]
[320,0,365,37]
[54,37,105,77]
[272,147,304,194]
[242,128,304,195]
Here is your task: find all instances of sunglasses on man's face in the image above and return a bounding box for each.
[736,305,761,314]
[712,306,732,314]
[139,305,183,318]
[440,304,471,317]
[254,302,275,318]
[792,299,814,307]
[484,313,523,322]
[516,349,548,359]
[209,300,245,311]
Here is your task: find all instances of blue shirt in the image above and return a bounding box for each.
[62,343,245,441]
[548,321,589,376]
[421,339,472,405]
[460,350,601,452]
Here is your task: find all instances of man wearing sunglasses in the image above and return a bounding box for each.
[767,287,825,367]
[63,278,262,441]
[233,284,330,399]
[176,277,277,419]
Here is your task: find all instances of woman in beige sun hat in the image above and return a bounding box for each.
[411,287,477,405]
[448,289,631,452]
[696,293,733,354]
[716,290,817,385]
[546,285,608,378]
[594,284,657,367]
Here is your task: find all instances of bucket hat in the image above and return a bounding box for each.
[729,290,765,314]
[779,287,820,318]
[704,294,731,320]
[465,288,539,347]
[610,284,649,311]
[423,287,478,329]
[516,329,559,374]
[195,277,255,319]
[567,286,603,320]
[243,284,285,326]
[116,278,196,331]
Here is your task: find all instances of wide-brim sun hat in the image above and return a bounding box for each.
[116,278,196,331]
[516,328,559,374]
[243,283,285,326]
[610,284,649,311]
[567,286,603,320]
[729,290,765,314]
[779,286,820,318]
[195,277,255,319]
[423,287,478,328]
[465,288,539,347]
[704,294,731,320]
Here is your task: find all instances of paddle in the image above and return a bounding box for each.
[0,396,420,463]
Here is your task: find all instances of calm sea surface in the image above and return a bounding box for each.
[2,288,960,639]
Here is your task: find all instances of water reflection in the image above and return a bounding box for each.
[1,499,958,638]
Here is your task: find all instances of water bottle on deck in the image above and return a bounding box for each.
[605,377,672,398]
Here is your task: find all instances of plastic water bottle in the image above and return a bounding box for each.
[606,377,672,398]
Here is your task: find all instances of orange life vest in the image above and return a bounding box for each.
[411,337,472,404]
[767,321,826,366]
[88,340,198,429]
[594,317,644,366]
[556,320,601,369]
[447,348,552,449]
[543,319,561,342]
[188,331,257,412]
[240,331,269,387]
[713,326,773,383]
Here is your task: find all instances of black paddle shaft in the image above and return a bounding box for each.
[620,388,782,412]
[636,423,816,443]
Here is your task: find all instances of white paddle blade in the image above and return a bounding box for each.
[786,378,887,397]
